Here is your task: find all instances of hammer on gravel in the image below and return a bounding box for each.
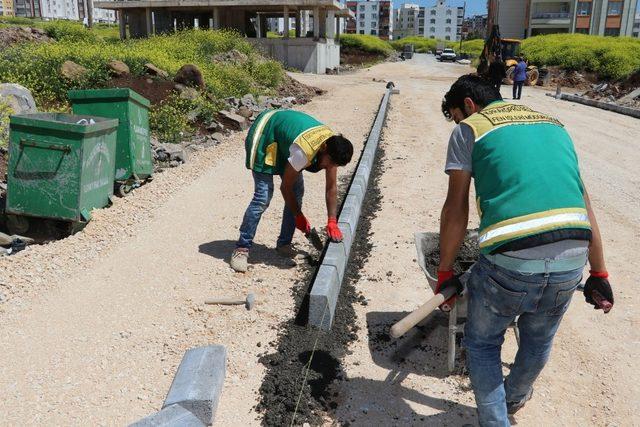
[205,293,256,310]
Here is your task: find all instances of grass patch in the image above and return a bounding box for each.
[391,36,484,58]
[0,26,285,142]
[521,33,640,80]
[339,34,393,56]
[0,29,285,108]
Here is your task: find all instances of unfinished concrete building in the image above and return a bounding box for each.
[93,0,352,74]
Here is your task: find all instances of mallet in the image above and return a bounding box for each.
[205,293,256,310]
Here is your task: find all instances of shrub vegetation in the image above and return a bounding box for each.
[0,29,285,107]
[521,34,640,80]
[339,34,393,56]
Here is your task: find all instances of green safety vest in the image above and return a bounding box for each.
[462,101,592,254]
[245,109,334,175]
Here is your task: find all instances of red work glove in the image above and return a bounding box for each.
[326,217,343,242]
[435,270,457,312]
[295,213,311,235]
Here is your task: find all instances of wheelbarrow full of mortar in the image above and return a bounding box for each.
[391,230,519,372]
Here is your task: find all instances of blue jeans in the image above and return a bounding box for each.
[236,171,304,250]
[463,255,583,426]
[513,81,524,99]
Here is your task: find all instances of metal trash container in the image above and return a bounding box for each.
[68,88,153,194]
[6,113,118,224]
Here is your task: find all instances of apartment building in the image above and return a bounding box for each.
[14,0,42,17]
[393,3,420,39]
[633,13,640,37]
[462,13,488,38]
[346,0,393,40]
[423,0,464,41]
[489,0,638,38]
[0,0,15,16]
[394,0,463,41]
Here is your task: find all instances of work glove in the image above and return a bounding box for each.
[435,270,463,312]
[295,213,311,235]
[584,270,614,312]
[326,217,343,242]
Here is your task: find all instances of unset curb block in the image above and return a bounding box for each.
[308,83,396,331]
[162,345,227,426]
[130,404,205,427]
[559,93,640,119]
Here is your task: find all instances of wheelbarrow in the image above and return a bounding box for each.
[392,231,519,373]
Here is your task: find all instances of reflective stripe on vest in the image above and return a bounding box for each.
[249,110,278,170]
[478,208,590,249]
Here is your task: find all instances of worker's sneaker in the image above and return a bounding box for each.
[276,244,297,258]
[230,248,249,273]
[507,387,534,415]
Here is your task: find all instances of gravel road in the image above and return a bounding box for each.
[0,54,638,426]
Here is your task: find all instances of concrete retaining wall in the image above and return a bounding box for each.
[252,38,340,74]
[559,93,640,119]
[308,83,396,331]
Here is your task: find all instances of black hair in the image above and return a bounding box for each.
[441,74,502,120]
[325,134,353,166]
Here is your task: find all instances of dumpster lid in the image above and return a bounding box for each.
[10,113,119,135]
[68,88,151,108]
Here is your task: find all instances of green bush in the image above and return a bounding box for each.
[43,20,99,42]
[0,16,40,26]
[521,33,640,79]
[0,29,285,107]
[390,36,441,53]
[459,39,485,58]
[339,34,393,56]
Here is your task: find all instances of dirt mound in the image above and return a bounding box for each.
[340,47,386,67]
[0,27,52,50]
[277,74,325,104]
[544,66,595,90]
[106,75,176,105]
[582,70,640,108]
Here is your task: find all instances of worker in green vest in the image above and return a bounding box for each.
[230,109,354,273]
[437,75,613,426]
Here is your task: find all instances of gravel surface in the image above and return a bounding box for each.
[0,55,638,426]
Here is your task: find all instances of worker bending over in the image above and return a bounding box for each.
[231,109,353,273]
[438,75,613,426]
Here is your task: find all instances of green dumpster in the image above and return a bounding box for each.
[68,88,153,187]
[6,113,118,223]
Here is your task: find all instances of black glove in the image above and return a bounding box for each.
[584,274,614,309]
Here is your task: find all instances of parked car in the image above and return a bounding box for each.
[439,48,457,62]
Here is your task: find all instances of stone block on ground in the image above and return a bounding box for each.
[309,265,340,331]
[0,83,37,114]
[145,63,169,78]
[162,345,227,426]
[174,64,204,89]
[129,404,205,427]
[60,61,88,81]
[156,143,187,163]
[108,59,130,76]
[217,110,248,131]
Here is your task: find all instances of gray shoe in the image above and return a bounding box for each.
[507,387,533,415]
[230,248,248,273]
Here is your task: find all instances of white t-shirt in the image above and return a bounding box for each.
[288,143,309,172]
